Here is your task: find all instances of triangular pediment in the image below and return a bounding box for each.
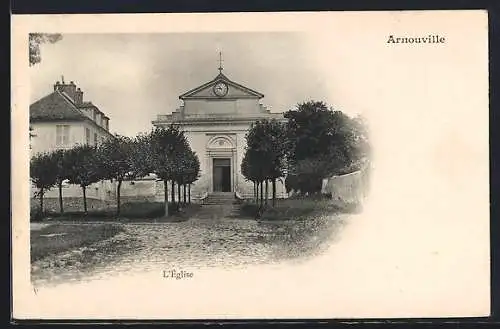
[179,73,264,100]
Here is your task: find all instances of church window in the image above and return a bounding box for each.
[56,125,70,146]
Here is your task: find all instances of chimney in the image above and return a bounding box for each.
[74,88,83,106]
[54,79,77,103]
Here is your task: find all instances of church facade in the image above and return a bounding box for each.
[152,68,287,199]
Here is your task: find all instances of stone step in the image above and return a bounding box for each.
[203,193,236,205]
[205,198,236,201]
[207,194,234,199]
[204,198,235,201]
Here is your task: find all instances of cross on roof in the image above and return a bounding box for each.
[218,51,224,73]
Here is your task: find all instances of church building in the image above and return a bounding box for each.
[152,58,287,200]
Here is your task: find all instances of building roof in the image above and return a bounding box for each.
[78,101,110,119]
[78,101,96,108]
[30,91,88,122]
[30,90,110,122]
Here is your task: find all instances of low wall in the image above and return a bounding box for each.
[31,178,210,206]
[236,179,288,200]
[30,176,290,205]
[321,168,370,205]
[31,180,116,200]
[30,197,114,213]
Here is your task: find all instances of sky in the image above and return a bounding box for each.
[29,32,366,137]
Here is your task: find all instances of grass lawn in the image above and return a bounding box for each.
[38,202,201,223]
[238,196,360,221]
[30,223,124,262]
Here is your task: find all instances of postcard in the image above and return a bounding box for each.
[12,11,489,319]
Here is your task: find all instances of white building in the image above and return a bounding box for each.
[152,66,287,199]
[30,78,113,155]
[29,78,115,202]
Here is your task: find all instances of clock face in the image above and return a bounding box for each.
[213,82,228,97]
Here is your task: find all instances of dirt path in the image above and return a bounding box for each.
[31,204,349,287]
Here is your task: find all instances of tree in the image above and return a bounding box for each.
[284,101,368,195]
[181,149,201,204]
[149,125,189,216]
[176,149,201,206]
[29,33,63,66]
[170,140,190,208]
[30,152,58,214]
[49,149,71,214]
[241,147,266,206]
[168,132,201,208]
[241,150,259,203]
[65,144,102,214]
[263,120,287,206]
[97,135,134,216]
[129,133,156,178]
[241,119,288,206]
[349,114,371,170]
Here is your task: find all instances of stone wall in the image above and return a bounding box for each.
[321,168,370,205]
[31,180,116,200]
[31,197,115,213]
[236,179,288,200]
[31,178,192,204]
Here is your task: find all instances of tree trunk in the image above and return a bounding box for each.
[58,182,64,214]
[164,180,169,217]
[188,184,191,204]
[171,181,175,204]
[39,187,44,214]
[116,179,122,216]
[177,183,181,208]
[183,184,187,205]
[272,179,276,207]
[253,182,257,203]
[82,186,87,214]
[260,181,264,206]
[257,182,260,204]
[265,180,268,205]
[255,182,258,204]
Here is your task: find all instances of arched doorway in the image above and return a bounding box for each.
[206,135,236,193]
